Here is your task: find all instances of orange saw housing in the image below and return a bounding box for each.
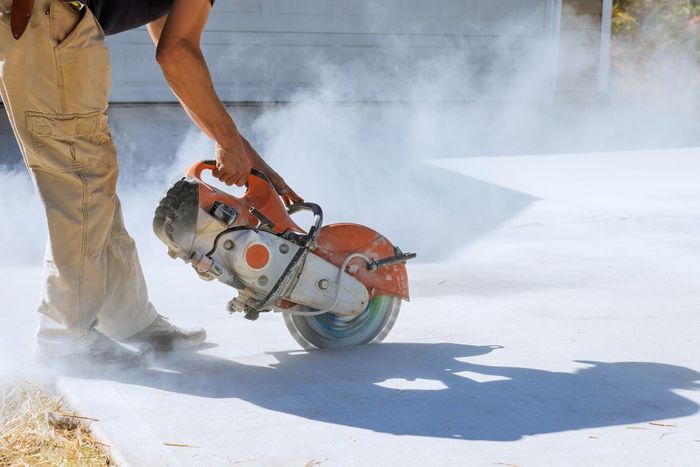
[186,161,410,302]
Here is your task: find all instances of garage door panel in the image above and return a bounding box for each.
[274,0,332,16]
[413,0,471,18]
[208,45,270,85]
[213,43,334,86]
[206,0,540,35]
[216,0,262,14]
[122,46,162,84]
[342,0,406,17]
[478,0,546,18]
[107,0,560,102]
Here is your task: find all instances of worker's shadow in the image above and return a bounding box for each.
[98,342,699,441]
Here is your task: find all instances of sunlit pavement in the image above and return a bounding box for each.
[2,148,700,466]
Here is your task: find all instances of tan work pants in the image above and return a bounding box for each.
[0,0,157,355]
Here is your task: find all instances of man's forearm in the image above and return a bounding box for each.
[157,40,241,149]
[147,0,251,186]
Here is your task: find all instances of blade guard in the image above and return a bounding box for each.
[186,161,304,235]
[313,224,410,301]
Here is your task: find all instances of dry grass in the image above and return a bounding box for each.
[0,382,113,466]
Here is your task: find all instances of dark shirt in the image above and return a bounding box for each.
[85,0,215,36]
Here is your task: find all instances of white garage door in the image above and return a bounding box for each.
[106,0,562,102]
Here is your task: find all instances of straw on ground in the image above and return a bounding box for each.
[0,382,113,466]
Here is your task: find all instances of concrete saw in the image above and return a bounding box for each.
[153,160,416,349]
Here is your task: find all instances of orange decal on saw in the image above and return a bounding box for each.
[246,244,270,270]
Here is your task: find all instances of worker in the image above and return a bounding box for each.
[0,0,302,367]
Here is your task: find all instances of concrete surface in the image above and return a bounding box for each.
[1,145,699,466]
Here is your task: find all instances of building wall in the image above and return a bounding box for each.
[106,0,563,103]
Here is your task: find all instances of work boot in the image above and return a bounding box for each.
[123,315,207,351]
[38,330,147,370]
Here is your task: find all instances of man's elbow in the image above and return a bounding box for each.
[156,39,196,70]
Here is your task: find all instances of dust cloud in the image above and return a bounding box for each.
[0,4,698,373]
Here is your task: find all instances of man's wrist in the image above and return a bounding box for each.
[213,115,243,150]
[217,134,244,151]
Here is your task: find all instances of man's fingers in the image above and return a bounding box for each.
[285,187,303,204]
[281,190,304,207]
[214,167,249,187]
[216,168,233,185]
[225,173,239,186]
[288,187,302,199]
[213,166,229,182]
[214,164,238,186]
[273,179,304,206]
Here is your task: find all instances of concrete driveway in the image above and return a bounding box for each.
[2,142,699,466]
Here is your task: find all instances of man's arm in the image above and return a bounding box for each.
[148,5,303,204]
[147,0,249,187]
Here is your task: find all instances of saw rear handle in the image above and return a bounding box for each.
[193,160,275,195]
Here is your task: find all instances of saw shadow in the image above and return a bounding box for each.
[91,342,700,441]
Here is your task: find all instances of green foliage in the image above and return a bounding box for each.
[612,0,700,60]
[611,0,700,105]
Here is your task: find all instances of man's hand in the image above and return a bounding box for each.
[242,138,303,207]
[213,141,251,186]
[258,164,304,207]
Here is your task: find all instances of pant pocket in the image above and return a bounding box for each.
[50,0,84,46]
[52,1,110,113]
[25,111,115,173]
